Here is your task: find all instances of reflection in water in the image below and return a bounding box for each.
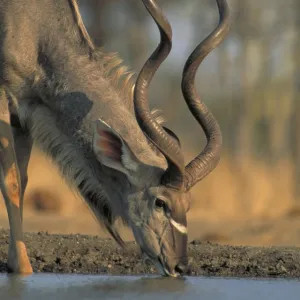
[0,274,189,300]
[2,274,26,299]
[90,276,188,293]
[0,274,300,300]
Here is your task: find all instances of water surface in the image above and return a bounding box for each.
[0,274,299,300]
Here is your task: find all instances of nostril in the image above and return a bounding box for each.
[175,262,189,275]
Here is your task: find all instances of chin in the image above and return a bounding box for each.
[142,253,180,278]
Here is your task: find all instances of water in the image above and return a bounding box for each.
[0,274,299,300]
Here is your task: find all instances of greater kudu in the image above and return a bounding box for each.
[0,0,230,276]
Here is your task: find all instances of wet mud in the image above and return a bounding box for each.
[0,229,300,278]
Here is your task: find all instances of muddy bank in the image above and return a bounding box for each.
[0,229,300,278]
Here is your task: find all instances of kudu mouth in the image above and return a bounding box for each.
[143,252,186,278]
[141,225,189,278]
[158,256,179,278]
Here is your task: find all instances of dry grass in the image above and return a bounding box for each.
[189,155,295,222]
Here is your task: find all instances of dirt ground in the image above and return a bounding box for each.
[0,229,300,278]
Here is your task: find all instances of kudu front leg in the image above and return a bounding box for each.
[0,88,33,274]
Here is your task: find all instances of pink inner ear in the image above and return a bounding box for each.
[96,129,122,161]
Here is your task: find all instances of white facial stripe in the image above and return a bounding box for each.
[170,218,188,234]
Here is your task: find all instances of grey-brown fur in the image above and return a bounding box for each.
[0,0,167,230]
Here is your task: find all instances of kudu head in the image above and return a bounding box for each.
[93,0,230,277]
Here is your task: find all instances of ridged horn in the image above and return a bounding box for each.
[182,0,230,191]
[134,0,185,190]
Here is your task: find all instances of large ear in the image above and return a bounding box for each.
[93,118,140,178]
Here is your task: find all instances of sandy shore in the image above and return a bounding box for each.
[0,229,300,278]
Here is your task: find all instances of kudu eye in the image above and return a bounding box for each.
[155,198,167,211]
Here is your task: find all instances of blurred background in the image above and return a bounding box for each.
[1,0,300,247]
